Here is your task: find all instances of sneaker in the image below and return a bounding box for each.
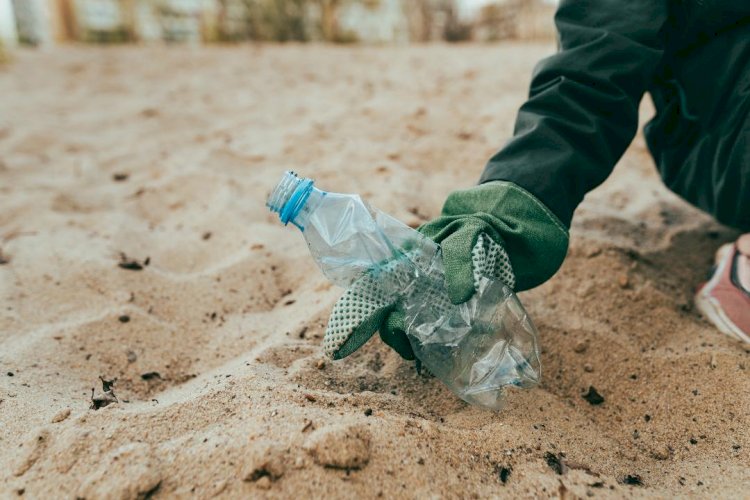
[695,243,750,343]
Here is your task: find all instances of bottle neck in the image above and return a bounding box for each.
[267,171,325,230]
[291,188,325,230]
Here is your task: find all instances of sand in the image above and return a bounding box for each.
[0,43,748,499]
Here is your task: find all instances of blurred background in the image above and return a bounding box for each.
[0,0,556,50]
[5,2,745,498]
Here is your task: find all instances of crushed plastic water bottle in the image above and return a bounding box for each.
[267,171,541,410]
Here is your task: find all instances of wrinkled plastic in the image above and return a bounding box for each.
[268,171,541,410]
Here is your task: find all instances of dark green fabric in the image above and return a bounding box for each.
[479,0,750,231]
[333,303,395,360]
[419,181,569,301]
[333,303,414,360]
[379,309,412,360]
[644,24,750,231]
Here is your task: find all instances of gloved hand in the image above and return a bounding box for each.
[322,181,569,360]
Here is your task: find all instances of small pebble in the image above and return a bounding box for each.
[650,445,670,460]
[573,340,588,353]
[51,408,71,423]
[618,275,629,288]
[242,445,286,483]
[583,363,594,372]
[623,474,643,486]
[255,476,272,490]
[76,443,162,498]
[582,386,605,405]
[212,479,227,496]
[305,424,371,469]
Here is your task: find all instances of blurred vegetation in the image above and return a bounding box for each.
[0,39,8,65]
[237,0,309,42]
[204,0,376,44]
[3,0,555,47]
[81,27,132,43]
[227,0,366,43]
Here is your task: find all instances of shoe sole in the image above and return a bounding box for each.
[694,248,750,343]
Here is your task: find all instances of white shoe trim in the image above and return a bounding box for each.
[694,246,750,343]
[695,288,750,344]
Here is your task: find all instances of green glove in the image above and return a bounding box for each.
[323,181,569,360]
[419,180,569,299]
[323,256,416,360]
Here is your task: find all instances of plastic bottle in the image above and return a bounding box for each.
[267,171,541,410]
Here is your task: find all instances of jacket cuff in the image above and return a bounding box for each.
[480,161,576,229]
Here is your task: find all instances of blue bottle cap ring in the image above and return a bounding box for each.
[280,178,314,227]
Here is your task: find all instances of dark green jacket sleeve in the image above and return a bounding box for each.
[480,0,669,227]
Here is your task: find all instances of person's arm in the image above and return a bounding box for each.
[481,0,670,227]
[321,1,673,362]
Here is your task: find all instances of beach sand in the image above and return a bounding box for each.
[0,43,748,498]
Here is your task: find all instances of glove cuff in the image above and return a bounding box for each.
[442,181,569,291]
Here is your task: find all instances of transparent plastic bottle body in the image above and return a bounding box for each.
[268,172,541,410]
